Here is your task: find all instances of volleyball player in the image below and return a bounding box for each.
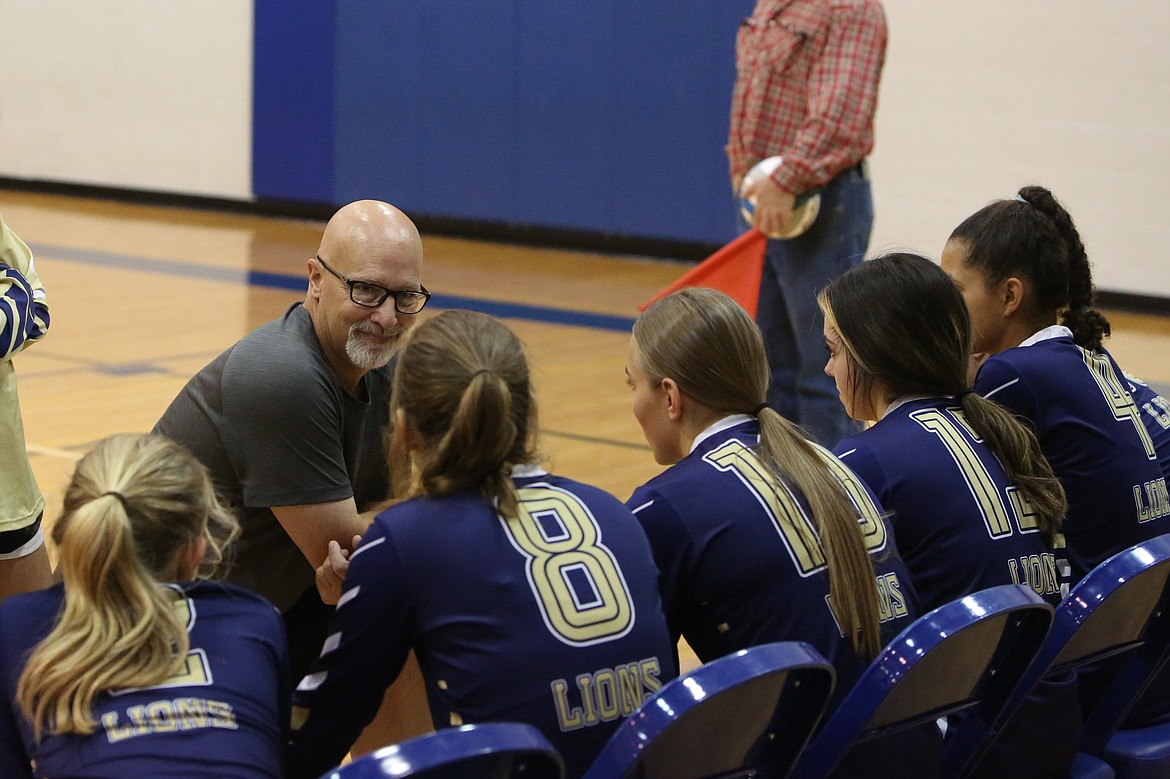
[0,434,288,778]
[820,252,1079,777]
[942,185,1169,587]
[820,252,1067,610]
[288,310,673,779]
[944,186,1170,727]
[625,288,936,778]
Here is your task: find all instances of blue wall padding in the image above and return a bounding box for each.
[252,0,336,202]
[254,1,753,244]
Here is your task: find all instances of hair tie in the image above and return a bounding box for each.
[751,402,769,417]
[101,491,128,508]
[956,389,976,401]
[1015,194,1030,205]
[470,368,494,379]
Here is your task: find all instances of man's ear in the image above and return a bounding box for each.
[661,377,685,422]
[308,257,324,300]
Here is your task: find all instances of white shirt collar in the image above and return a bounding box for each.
[509,463,548,479]
[688,414,755,454]
[880,394,936,420]
[1019,324,1073,347]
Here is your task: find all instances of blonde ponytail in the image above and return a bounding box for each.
[16,434,238,740]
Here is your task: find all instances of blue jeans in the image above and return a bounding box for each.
[750,165,873,447]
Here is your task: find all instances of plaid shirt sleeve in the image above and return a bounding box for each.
[728,0,887,195]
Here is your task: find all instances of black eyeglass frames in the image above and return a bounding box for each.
[315,255,430,314]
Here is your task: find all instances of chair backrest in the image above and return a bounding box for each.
[789,584,1054,779]
[319,722,564,779]
[949,534,1170,772]
[582,641,835,779]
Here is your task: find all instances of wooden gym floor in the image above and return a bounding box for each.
[6,187,1169,618]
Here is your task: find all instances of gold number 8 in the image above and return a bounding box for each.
[502,485,634,646]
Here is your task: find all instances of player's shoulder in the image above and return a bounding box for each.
[629,456,705,506]
[522,472,623,506]
[0,584,66,663]
[370,493,489,556]
[181,580,283,622]
[0,583,64,627]
[833,426,878,460]
[982,339,1090,396]
[976,348,1033,392]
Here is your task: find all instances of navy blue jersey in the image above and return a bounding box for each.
[0,582,289,779]
[627,417,918,701]
[835,399,1083,776]
[975,335,1169,584]
[1126,371,1170,482]
[835,397,1063,610]
[627,418,938,778]
[288,468,674,779]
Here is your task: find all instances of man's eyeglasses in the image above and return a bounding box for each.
[315,255,430,314]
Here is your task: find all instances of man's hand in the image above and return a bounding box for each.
[743,175,797,237]
[315,534,363,605]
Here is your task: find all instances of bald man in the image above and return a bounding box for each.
[155,201,429,679]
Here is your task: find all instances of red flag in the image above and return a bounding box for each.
[641,228,767,317]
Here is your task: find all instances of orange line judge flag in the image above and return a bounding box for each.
[641,228,767,317]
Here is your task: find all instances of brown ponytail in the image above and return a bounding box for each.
[390,310,537,519]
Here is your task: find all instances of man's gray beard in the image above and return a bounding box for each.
[346,322,404,369]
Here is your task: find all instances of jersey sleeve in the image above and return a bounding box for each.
[627,487,694,646]
[0,214,49,360]
[286,521,416,779]
[219,347,354,509]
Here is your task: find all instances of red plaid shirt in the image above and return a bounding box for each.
[728,0,887,195]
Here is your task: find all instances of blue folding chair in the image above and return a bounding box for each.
[1091,535,1170,779]
[582,641,835,779]
[317,722,564,779]
[1006,533,1170,776]
[945,535,1170,779]
[788,584,1054,779]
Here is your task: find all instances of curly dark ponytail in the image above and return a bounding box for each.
[949,184,1110,351]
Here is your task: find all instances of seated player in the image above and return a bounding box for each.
[287,310,674,779]
[0,434,288,779]
[943,185,1170,726]
[820,252,1079,777]
[625,288,936,779]
[942,185,1169,588]
[820,252,1067,610]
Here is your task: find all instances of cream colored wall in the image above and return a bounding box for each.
[0,0,252,199]
[870,1,1170,297]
